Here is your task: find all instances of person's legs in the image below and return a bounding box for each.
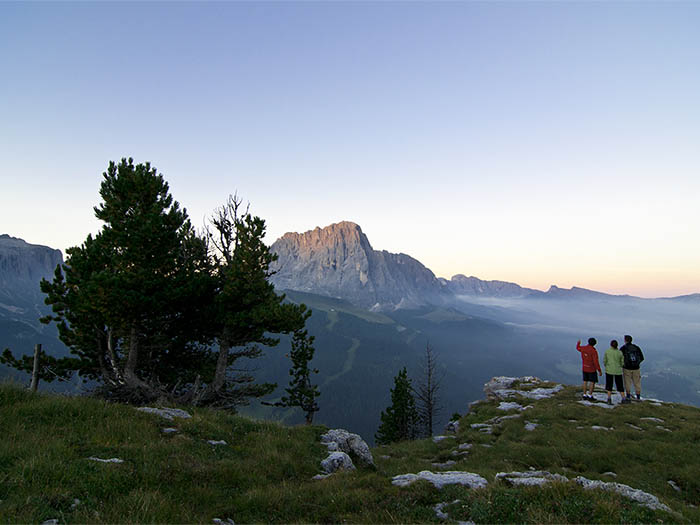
[632,369,641,399]
[605,373,613,401]
[623,369,633,399]
[614,375,624,402]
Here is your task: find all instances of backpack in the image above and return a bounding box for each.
[624,344,643,368]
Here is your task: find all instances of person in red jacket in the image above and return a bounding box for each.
[576,338,602,401]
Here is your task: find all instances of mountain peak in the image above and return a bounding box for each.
[270,222,441,309]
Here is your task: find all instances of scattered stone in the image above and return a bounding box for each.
[207,440,227,446]
[496,470,568,487]
[651,402,663,407]
[137,407,192,421]
[432,460,457,469]
[458,443,473,450]
[602,472,617,478]
[88,457,124,464]
[470,423,493,434]
[320,451,356,474]
[578,400,615,409]
[497,401,525,411]
[480,444,492,448]
[524,422,538,432]
[574,476,672,513]
[656,426,672,433]
[320,429,374,467]
[640,417,664,423]
[380,455,390,459]
[487,414,523,424]
[568,419,577,423]
[668,480,681,492]
[162,427,178,434]
[212,519,235,525]
[433,435,456,443]
[312,473,331,480]
[42,520,59,525]
[627,424,643,431]
[591,425,613,431]
[70,498,81,510]
[392,470,488,489]
[434,502,450,520]
[451,450,469,457]
[444,419,460,433]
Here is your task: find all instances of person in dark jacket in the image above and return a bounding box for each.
[620,334,644,403]
[576,338,602,401]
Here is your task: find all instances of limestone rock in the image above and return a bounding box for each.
[497,401,525,411]
[444,419,460,433]
[88,457,124,464]
[574,476,672,513]
[392,470,488,489]
[484,376,563,401]
[320,429,374,467]
[433,435,456,443]
[321,451,356,474]
[207,440,227,446]
[137,407,192,421]
[496,471,568,487]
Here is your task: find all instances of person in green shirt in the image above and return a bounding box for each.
[603,339,625,405]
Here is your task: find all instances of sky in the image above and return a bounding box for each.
[2,2,699,298]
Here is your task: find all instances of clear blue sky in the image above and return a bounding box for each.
[2,2,699,297]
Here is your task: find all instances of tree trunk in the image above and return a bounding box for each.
[123,326,149,389]
[30,344,41,392]
[211,337,231,392]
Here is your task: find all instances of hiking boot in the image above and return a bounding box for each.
[606,399,612,405]
[621,398,630,404]
[636,393,641,400]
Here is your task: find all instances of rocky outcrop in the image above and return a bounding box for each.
[270,222,445,310]
[483,376,563,401]
[320,428,374,467]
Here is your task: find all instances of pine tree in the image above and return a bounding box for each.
[375,367,418,445]
[32,160,313,407]
[414,342,444,437]
[278,328,320,424]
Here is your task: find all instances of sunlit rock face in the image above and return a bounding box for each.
[270,221,444,310]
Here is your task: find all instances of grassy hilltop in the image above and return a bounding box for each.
[1,380,699,524]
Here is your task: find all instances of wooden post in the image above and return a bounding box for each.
[30,343,41,392]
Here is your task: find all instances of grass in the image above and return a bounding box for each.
[1,381,700,523]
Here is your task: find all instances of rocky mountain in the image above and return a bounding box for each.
[442,274,541,298]
[270,222,446,309]
[0,234,63,319]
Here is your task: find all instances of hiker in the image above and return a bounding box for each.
[620,334,644,402]
[576,338,602,401]
[603,339,624,405]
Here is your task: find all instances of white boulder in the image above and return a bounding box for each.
[320,429,374,467]
[392,470,488,489]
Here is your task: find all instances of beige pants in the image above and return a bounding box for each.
[623,368,641,393]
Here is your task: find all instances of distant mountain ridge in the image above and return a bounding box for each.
[0,234,63,317]
[270,222,691,309]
